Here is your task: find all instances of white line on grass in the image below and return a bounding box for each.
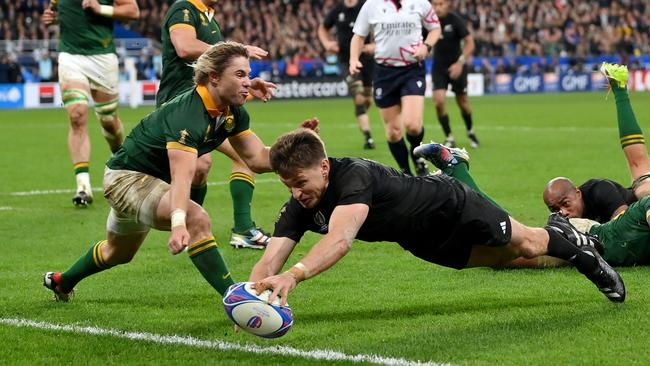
[0,318,452,366]
[0,206,13,211]
[5,178,280,197]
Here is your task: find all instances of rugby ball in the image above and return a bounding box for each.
[223,282,293,338]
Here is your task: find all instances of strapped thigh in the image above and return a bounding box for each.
[62,88,89,107]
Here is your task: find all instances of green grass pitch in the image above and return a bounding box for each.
[1,92,650,365]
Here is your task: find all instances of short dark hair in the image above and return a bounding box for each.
[270,129,327,177]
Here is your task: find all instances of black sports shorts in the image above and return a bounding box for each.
[373,62,426,108]
[400,185,512,269]
[431,63,468,95]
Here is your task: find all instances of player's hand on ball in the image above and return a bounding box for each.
[245,45,269,60]
[300,118,320,133]
[168,226,190,255]
[81,0,101,14]
[349,60,363,75]
[253,273,296,307]
[249,78,276,102]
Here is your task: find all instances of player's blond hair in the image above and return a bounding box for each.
[270,129,327,177]
[193,41,249,85]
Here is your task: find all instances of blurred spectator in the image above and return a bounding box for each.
[37,50,53,81]
[0,0,649,78]
[3,53,24,83]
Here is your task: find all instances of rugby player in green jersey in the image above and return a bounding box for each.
[42,0,139,207]
[43,42,277,302]
[158,0,272,250]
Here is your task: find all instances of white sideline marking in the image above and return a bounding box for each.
[5,179,280,197]
[0,206,13,211]
[0,318,452,366]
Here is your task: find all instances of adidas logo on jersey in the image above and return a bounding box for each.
[500,221,507,234]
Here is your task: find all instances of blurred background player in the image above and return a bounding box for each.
[318,0,375,150]
[43,42,275,302]
[158,0,271,250]
[431,0,479,149]
[543,63,650,223]
[42,0,140,207]
[350,0,441,176]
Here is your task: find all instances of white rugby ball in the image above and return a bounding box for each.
[223,282,293,338]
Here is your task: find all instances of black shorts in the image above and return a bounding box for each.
[400,184,512,269]
[373,62,426,108]
[432,63,468,95]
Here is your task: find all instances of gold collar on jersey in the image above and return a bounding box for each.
[196,84,229,118]
[187,0,214,22]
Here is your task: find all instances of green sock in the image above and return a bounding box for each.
[613,87,645,148]
[445,163,505,211]
[190,184,208,206]
[230,173,255,232]
[188,236,235,295]
[60,241,113,292]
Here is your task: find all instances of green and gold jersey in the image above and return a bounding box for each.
[55,0,115,55]
[107,84,251,183]
[156,0,223,107]
[590,195,650,266]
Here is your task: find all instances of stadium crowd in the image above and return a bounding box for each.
[0,0,648,82]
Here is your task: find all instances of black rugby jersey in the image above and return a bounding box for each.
[274,157,467,245]
[580,178,637,223]
[432,11,469,68]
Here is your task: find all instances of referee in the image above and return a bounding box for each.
[318,0,376,150]
[350,0,441,176]
[431,0,479,148]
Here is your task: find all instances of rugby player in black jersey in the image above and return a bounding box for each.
[249,129,625,305]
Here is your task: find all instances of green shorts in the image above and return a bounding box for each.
[590,196,650,266]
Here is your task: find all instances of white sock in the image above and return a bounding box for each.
[75,172,92,195]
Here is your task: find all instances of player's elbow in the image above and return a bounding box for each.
[175,46,192,60]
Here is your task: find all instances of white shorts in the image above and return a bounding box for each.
[58,52,119,95]
[103,167,170,235]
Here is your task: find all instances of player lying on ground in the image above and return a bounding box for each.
[415,141,650,268]
[249,129,625,306]
[43,42,310,302]
[543,63,650,223]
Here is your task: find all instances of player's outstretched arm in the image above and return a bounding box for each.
[229,132,272,173]
[249,237,298,282]
[255,203,369,305]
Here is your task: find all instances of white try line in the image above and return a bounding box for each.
[0,318,452,366]
[4,178,280,197]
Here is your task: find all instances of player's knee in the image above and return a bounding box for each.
[354,103,367,117]
[187,207,212,237]
[385,127,402,141]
